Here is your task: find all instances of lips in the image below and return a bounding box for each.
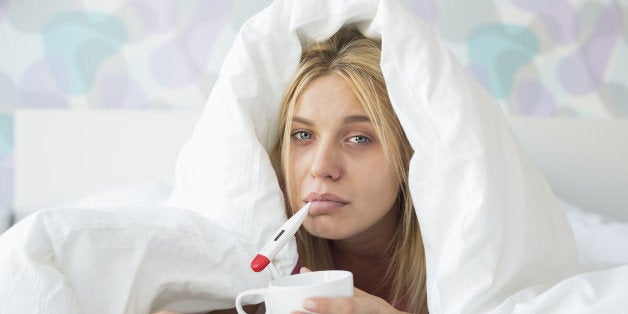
[303,192,349,214]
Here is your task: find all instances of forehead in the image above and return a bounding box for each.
[295,74,365,118]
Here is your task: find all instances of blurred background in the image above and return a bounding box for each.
[0,0,627,231]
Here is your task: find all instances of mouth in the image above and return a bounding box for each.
[303,192,349,214]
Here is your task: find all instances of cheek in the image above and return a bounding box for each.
[360,161,398,204]
[301,216,346,239]
[286,150,310,205]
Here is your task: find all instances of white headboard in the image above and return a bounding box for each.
[14,109,199,219]
[13,109,628,221]
[508,117,628,221]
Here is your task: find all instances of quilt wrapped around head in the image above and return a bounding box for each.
[1,0,627,313]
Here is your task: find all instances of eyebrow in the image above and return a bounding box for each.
[342,115,371,124]
[292,115,371,125]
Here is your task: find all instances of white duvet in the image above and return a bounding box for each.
[1,0,627,313]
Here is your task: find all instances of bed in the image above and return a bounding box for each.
[8,108,628,271]
[3,0,628,311]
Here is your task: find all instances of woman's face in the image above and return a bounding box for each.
[287,74,399,242]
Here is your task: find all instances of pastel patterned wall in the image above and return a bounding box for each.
[0,0,627,220]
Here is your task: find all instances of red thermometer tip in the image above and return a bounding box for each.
[250,254,270,272]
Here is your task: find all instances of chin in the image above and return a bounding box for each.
[303,222,347,240]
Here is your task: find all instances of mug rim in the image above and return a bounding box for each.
[269,270,352,289]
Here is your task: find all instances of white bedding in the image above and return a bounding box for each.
[1,0,628,313]
[56,180,628,271]
[0,205,268,313]
[561,199,628,270]
[57,180,628,273]
[2,180,627,313]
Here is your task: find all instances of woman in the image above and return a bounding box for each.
[269,26,427,314]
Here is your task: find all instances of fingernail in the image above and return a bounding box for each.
[303,299,317,310]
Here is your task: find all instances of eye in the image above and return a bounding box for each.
[348,135,370,144]
[293,130,313,140]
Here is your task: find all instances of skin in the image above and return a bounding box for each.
[287,74,407,313]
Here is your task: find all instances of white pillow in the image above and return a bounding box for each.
[561,198,628,269]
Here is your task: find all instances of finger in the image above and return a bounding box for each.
[303,292,387,314]
[299,266,312,273]
[302,297,377,313]
[352,287,369,297]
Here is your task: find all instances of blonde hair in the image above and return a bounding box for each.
[270,27,427,313]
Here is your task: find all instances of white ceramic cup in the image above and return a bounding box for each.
[235,270,353,314]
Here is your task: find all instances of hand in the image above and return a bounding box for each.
[295,287,408,314]
[293,268,408,314]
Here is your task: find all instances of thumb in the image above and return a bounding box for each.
[299,266,312,273]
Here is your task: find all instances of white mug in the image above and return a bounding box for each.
[235,270,353,314]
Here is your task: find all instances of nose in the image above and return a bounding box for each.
[309,139,342,181]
